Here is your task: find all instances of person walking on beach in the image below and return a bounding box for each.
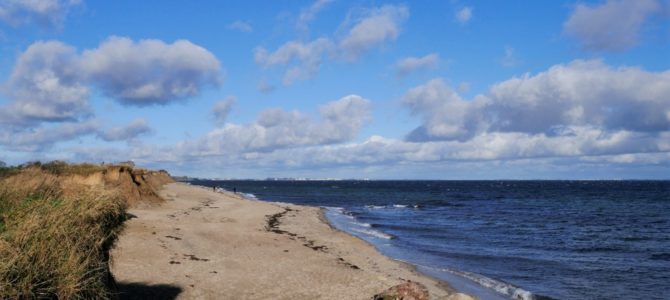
[233,187,237,194]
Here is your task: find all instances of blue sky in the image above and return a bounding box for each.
[0,0,668,179]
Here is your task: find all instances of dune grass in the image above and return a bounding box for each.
[0,163,128,298]
[21,161,107,177]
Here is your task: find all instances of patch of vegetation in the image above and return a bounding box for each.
[0,165,19,180]
[24,160,107,176]
[0,163,127,298]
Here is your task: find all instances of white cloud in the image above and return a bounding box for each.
[403,78,477,141]
[254,4,408,86]
[394,53,439,77]
[0,120,98,152]
[483,60,670,133]
[62,123,670,178]
[254,38,333,85]
[563,0,662,51]
[1,40,90,124]
[0,0,81,27]
[181,95,370,155]
[244,129,669,168]
[98,119,152,141]
[0,37,221,151]
[455,7,473,24]
[402,60,670,142]
[338,4,409,61]
[227,20,253,33]
[1,37,222,123]
[123,60,669,173]
[211,96,236,124]
[297,0,334,32]
[52,60,670,176]
[80,36,222,105]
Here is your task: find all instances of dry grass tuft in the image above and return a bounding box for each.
[21,161,106,177]
[0,163,130,298]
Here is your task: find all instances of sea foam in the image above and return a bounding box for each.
[440,268,538,300]
[324,206,393,240]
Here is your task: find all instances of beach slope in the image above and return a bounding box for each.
[111,183,465,299]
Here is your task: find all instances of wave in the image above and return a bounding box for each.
[365,204,421,209]
[447,269,532,300]
[241,193,257,199]
[365,205,385,209]
[417,265,542,300]
[323,206,547,299]
[324,207,393,240]
[350,227,394,240]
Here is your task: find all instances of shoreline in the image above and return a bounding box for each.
[111,182,474,299]
[313,207,458,295]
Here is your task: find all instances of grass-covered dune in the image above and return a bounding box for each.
[0,161,172,298]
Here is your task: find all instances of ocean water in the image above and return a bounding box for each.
[190,180,670,300]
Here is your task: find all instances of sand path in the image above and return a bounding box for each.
[110,183,461,299]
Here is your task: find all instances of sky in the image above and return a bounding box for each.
[0,0,668,179]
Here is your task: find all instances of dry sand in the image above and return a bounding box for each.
[111,183,473,299]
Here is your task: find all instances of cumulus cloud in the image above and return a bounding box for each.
[297,0,334,32]
[80,37,222,105]
[402,60,670,142]
[403,78,478,141]
[563,0,662,51]
[227,20,253,33]
[338,4,409,61]
[0,37,221,152]
[0,120,98,152]
[254,38,333,85]
[64,121,670,178]
[176,60,667,171]
[1,40,90,124]
[394,53,439,77]
[182,95,370,155]
[483,60,670,133]
[455,7,473,24]
[55,62,670,177]
[0,0,81,27]
[97,119,152,141]
[254,4,409,86]
[2,37,221,122]
[211,96,236,124]
[242,129,670,169]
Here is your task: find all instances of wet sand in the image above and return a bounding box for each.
[110,182,473,299]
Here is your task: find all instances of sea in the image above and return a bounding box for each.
[189,180,670,300]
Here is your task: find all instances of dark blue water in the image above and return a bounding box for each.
[190,180,670,300]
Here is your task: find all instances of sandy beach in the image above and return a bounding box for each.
[110,182,472,299]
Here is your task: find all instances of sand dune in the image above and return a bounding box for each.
[110,183,470,299]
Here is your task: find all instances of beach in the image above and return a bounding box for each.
[110,182,471,299]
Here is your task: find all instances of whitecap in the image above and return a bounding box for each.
[350,227,394,240]
[242,193,257,199]
[365,205,385,209]
[441,268,537,300]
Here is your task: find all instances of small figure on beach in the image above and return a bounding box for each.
[233,187,237,193]
[213,186,215,192]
